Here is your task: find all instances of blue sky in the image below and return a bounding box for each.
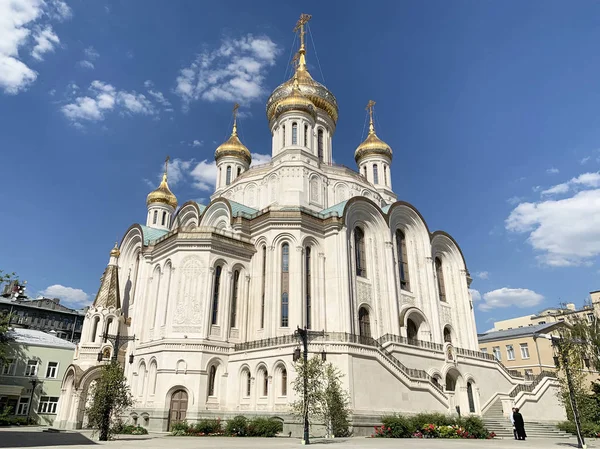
[2,0,600,333]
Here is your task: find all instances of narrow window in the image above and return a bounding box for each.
[226,166,231,185]
[208,365,217,396]
[354,227,367,277]
[520,343,530,359]
[358,307,371,338]
[396,230,410,291]
[230,270,240,328]
[212,266,222,325]
[263,369,269,396]
[161,211,166,226]
[292,122,298,145]
[281,243,289,327]
[506,344,515,360]
[384,165,388,186]
[153,210,158,224]
[363,166,367,177]
[304,124,308,147]
[435,257,446,302]
[260,246,266,329]
[45,362,58,378]
[237,167,241,177]
[305,246,312,329]
[444,327,452,343]
[245,371,251,396]
[281,368,287,396]
[282,125,286,146]
[373,164,379,184]
[317,129,324,160]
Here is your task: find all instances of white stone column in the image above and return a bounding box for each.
[295,246,304,330]
[267,245,276,337]
[242,274,251,341]
[385,240,401,335]
[220,269,233,339]
[318,251,326,331]
[205,267,215,338]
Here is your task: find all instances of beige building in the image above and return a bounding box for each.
[0,328,75,425]
[492,291,600,332]
[478,322,565,377]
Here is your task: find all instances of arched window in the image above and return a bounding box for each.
[153,210,158,224]
[282,125,286,146]
[90,316,100,342]
[445,372,456,392]
[281,368,288,396]
[435,257,446,302]
[211,266,222,325]
[245,370,251,397]
[444,326,452,343]
[358,307,371,338]
[149,361,158,395]
[261,368,269,396]
[363,166,367,177]
[226,166,232,185]
[373,164,379,184]
[467,382,475,413]
[260,245,266,329]
[317,129,324,160]
[208,365,217,397]
[304,124,308,147]
[396,230,410,291]
[230,270,240,328]
[292,122,298,145]
[161,211,167,226]
[354,227,367,277]
[384,165,388,186]
[237,167,241,177]
[104,318,113,342]
[281,244,289,327]
[305,246,312,329]
[407,319,418,340]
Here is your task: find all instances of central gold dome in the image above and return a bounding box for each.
[214,121,252,165]
[147,172,178,209]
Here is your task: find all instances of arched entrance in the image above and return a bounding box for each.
[467,382,475,413]
[406,319,418,340]
[167,390,188,431]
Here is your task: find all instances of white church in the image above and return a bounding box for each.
[57,15,564,434]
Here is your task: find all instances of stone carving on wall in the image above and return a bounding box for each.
[335,183,348,203]
[439,304,452,325]
[356,279,372,304]
[310,177,319,204]
[173,256,204,332]
[244,184,256,208]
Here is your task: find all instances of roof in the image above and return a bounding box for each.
[381,203,392,214]
[139,225,169,245]
[9,328,76,350]
[478,322,561,343]
[92,263,120,309]
[0,297,86,315]
[319,200,348,218]
[228,200,258,217]
[196,202,207,214]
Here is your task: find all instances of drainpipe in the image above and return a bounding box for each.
[533,335,542,375]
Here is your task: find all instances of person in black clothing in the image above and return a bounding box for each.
[512,407,527,440]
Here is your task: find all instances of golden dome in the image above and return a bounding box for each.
[355,100,393,163]
[147,172,178,209]
[110,242,120,258]
[214,127,251,165]
[266,15,338,125]
[272,73,317,121]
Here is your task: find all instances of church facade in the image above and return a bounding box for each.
[57,16,565,433]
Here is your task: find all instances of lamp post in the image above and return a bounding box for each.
[551,336,586,449]
[293,326,325,445]
[96,331,136,366]
[27,378,38,425]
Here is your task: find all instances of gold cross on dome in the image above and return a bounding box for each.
[294,13,312,49]
[164,155,170,176]
[366,100,376,132]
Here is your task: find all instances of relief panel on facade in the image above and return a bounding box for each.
[172,256,204,333]
[356,279,372,305]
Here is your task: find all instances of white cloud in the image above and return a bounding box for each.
[250,153,271,166]
[469,289,481,302]
[507,196,524,206]
[78,45,99,69]
[542,171,600,196]
[506,187,600,266]
[62,80,157,125]
[478,288,544,311]
[190,160,217,190]
[474,271,489,280]
[175,34,280,109]
[546,167,559,174]
[192,140,203,147]
[0,0,71,94]
[41,284,90,308]
[31,25,59,60]
[143,79,172,110]
[581,156,591,165]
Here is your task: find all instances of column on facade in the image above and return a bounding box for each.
[425,252,443,344]
[339,230,353,334]
[267,245,276,337]
[317,251,327,331]
[220,269,233,339]
[242,274,251,341]
[204,267,215,338]
[384,240,402,336]
[294,246,304,330]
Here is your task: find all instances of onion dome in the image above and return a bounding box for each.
[266,15,338,125]
[214,113,252,165]
[110,242,121,258]
[147,166,178,209]
[354,100,393,163]
[273,73,317,121]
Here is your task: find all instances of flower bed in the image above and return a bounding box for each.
[373,413,495,439]
[170,417,282,437]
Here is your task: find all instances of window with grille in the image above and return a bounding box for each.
[260,246,266,329]
[281,368,287,396]
[305,246,312,329]
[317,129,323,160]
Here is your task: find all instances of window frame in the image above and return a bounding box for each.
[354,227,367,278]
[211,266,222,325]
[16,397,30,416]
[207,365,217,397]
[226,166,232,186]
[45,361,59,379]
[396,229,410,291]
[506,344,515,361]
[281,368,288,396]
[230,270,240,329]
[1,358,15,375]
[281,244,290,327]
[25,360,38,377]
[317,129,324,160]
[38,396,59,414]
[492,346,501,361]
[520,343,530,359]
[292,122,298,145]
[373,164,379,184]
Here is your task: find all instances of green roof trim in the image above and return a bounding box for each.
[139,225,169,245]
[196,203,207,214]
[381,204,392,214]
[319,200,348,218]
[228,200,258,217]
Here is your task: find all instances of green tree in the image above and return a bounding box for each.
[290,357,351,437]
[0,271,17,366]
[86,361,133,441]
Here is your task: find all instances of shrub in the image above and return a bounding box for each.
[380,415,411,438]
[247,417,283,437]
[170,420,189,435]
[225,416,248,436]
[459,416,489,439]
[558,420,600,438]
[192,418,223,435]
[409,413,453,429]
[117,425,148,435]
[375,414,493,439]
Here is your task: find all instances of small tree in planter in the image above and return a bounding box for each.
[322,363,350,437]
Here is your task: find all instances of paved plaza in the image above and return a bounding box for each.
[0,428,595,449]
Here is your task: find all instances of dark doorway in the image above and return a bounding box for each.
[167,389,188,431]
[467,382,475,413]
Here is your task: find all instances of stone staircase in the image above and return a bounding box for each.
[482,399,571,439]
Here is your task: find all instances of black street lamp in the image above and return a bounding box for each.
[27,378,38,425]
[293,326,325,445]
[551,336,585,449]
